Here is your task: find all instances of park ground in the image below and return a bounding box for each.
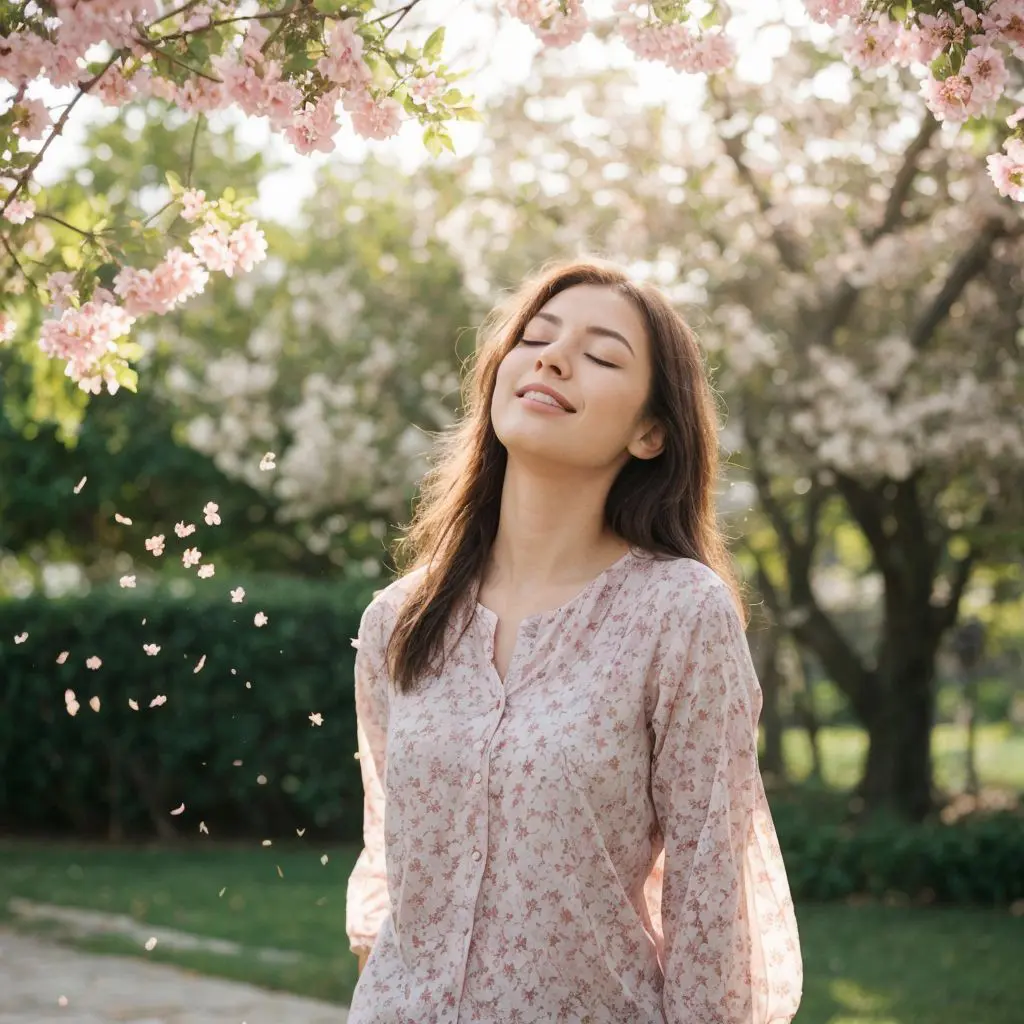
[2,723,1022,1024]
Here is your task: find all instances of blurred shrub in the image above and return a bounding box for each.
[0,575,375,840]
[772,796,1024,905]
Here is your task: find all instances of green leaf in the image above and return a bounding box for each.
[165,170,183,194]
[422,125,444,158]
[423,26,445,63]
[313,0,346,13]
[113,364,139,393]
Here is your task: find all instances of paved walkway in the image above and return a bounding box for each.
[0,930,348,1023]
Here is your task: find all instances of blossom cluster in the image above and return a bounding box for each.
[31,186,266,393]
[1,0,456,394]
[802,1,1024,199]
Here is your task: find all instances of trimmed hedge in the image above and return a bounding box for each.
[1,579,1022,905]
[0,576,375,840]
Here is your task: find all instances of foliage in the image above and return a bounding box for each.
[0,576,374,839]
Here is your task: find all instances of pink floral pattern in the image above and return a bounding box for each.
[346,549,802,1023]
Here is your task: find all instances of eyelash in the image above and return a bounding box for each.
[520,339,618,369]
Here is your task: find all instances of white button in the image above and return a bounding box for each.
[472,849,482,861]
[473,740,485,751]
[473,772,482,784]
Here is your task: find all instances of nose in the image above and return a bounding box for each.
[535,339,570,378]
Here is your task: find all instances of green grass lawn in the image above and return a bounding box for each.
[782,722,1024,793]
[1,840,1022,1023]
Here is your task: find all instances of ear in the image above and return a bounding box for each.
[628,419,665,461]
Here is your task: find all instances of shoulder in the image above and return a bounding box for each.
[631,552,739,621]
[357,566,428,648]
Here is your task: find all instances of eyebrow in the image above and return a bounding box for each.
[532,311,635,355]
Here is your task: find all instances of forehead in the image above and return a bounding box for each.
[532,284,648,345]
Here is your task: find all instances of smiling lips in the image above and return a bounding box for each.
[516,383,576,412]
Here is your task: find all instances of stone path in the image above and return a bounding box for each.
[7,899,302,964]
[0,929,348,1023]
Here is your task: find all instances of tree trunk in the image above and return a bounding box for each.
[758,627,786,783]
[856,651,936,821]
[793,646,823,782]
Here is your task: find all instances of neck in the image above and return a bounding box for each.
[484,456,629,591]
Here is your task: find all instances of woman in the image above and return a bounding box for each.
[345,257,803,1023]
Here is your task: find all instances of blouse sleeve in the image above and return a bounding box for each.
[345,600,392,956]
[650,582,803,1024]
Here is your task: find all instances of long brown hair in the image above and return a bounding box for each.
[386,256,741,693]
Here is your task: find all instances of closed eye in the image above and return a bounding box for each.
[520,339,619,369]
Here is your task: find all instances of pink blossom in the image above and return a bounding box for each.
[0,312,15,344]
[318,19,371,88]
[920,74,975,123]
[179,188,207,222]
[3,199,36,224]
[987,139,1024,201]
[189,220,236,275]
[241,22,271,65]
[803,0,860,26]
[228,221,268,274]
[145,534,165,556]
[113,249,209,316]
[285,91,340,155]
[843,17,901,71]
[38,300,136,392]
[13,98,50,141]
[1008,105,1024,129]
[182,546,202,568]
[93,65,136,107]
[347,94,403,141]
[981,0,1024,47]
[962,44,1008,107]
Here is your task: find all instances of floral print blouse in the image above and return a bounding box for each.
[345,548,803,1023]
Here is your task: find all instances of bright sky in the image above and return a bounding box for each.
[31,0,832,224]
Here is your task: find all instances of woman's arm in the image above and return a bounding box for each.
[651,583,803,1023]
[345,601,392,966]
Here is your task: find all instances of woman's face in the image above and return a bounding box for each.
[490,284,665,471]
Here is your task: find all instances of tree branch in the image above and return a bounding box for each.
[864,115,940,245]
[908,217,1019,352]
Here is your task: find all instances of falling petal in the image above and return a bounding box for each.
[257,774,267,785]
[114,513,133,525]
[253,611,268,627]
[309,712,323,727]
[193,654,207,674]
[199,821,209,834]
[56,650,69,664]
[150,694,167,707]
[276,864,284,878]
[85,656,102,670]
[262,839,272,847]
[73,476,87,494]
[233,759,243,766]
[143,644,161,656]
[128,698,139,711]
[230,587,245,603]
[170,803,185,816]
[144,936,157,951]
[89,696,100,713]
[119,575,136,589]
[296,828,306,837]
[321,854,329,866]
[58,996,68,1007]
[14,631,28,644]
[259,452,276,471]
[218,887,226,897]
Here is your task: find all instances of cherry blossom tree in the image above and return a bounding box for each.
[2,0,1022,424]
[434,39,1023,819]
